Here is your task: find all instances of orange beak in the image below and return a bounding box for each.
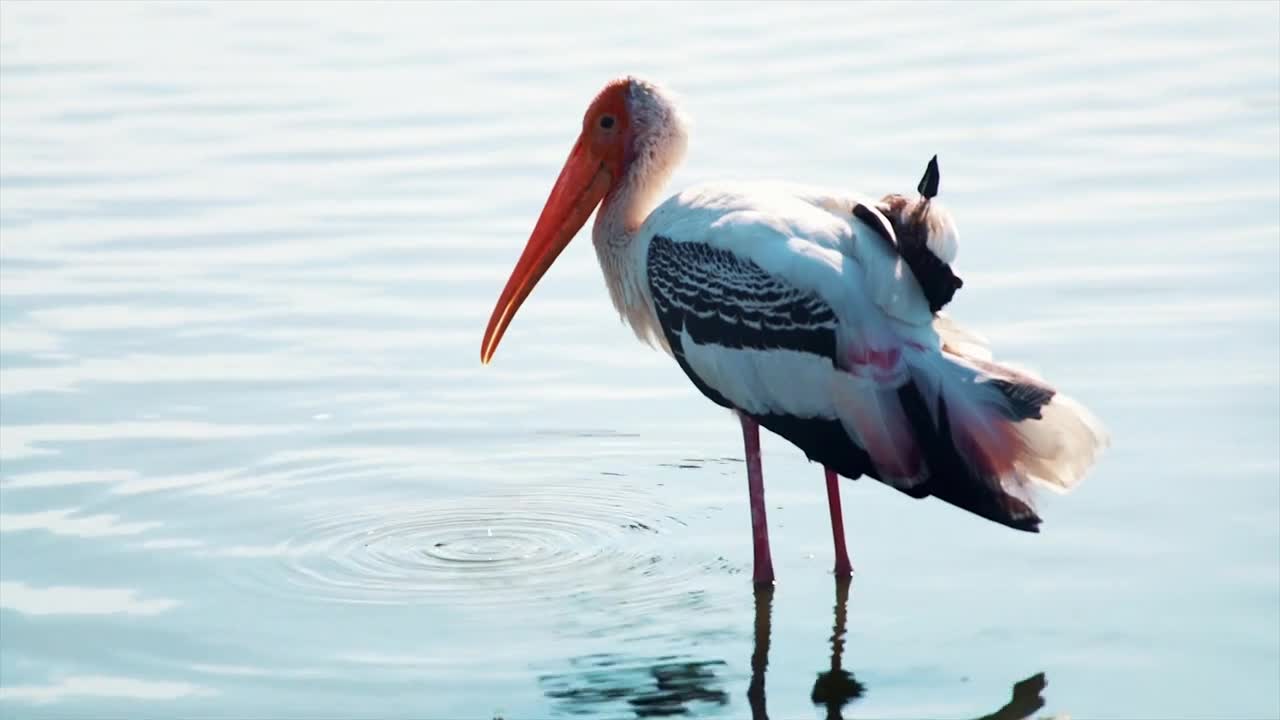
[480,135,612,364]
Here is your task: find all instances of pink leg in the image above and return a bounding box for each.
[739,414,776,586]
[824,466,853,578]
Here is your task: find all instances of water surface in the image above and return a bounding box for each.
[2,2,1278,718]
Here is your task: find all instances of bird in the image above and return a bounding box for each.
[480,76,1107,586]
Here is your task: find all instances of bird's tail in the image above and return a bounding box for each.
[833,315,1107,531]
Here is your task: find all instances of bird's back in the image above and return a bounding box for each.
[638,181,1106,533]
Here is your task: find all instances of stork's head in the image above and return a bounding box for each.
[480,76,688,364]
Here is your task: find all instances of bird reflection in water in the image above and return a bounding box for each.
[975,673,1050,720]
[542,578,1050,719]
[745,577,864,720]
[809,577,866,718]
[747,585,773,719]
[749,577,1051,720]
[539,653,729,717]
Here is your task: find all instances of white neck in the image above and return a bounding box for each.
[592,179,645,249]
[591,173,665,347]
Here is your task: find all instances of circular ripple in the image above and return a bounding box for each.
[252,484,723,607]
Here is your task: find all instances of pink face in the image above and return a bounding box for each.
[480,79,635,364]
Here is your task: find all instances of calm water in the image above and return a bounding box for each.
[2,2,1278,718]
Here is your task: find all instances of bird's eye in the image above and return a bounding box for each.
[599,115,615,129]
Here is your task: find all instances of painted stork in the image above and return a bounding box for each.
[480,77,1106,585]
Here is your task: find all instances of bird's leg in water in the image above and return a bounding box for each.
[824,467,853,577]
[739,414,776,586]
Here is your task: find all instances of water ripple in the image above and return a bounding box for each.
[237,484,709,608]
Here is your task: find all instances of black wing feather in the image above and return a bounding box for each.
[647,235,840,361]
